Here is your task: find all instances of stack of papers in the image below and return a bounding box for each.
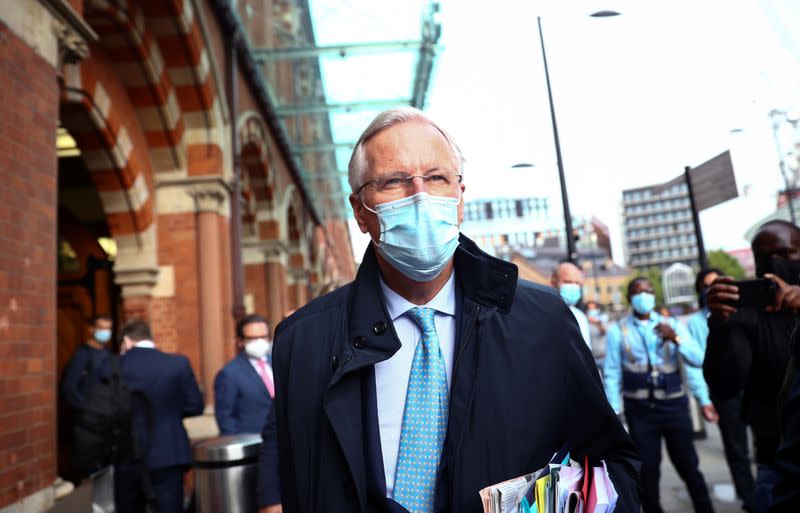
[478,450,618,513]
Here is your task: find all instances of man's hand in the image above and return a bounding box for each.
[702,404,719,423]
[587,317,607,335]
[260,505,283,513]
[654,323,679,344]
[765,273,800,313]
[706,276,739,322]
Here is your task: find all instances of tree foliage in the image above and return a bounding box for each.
[707,249,746,279]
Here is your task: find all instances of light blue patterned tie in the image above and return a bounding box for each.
[393,307,449,513]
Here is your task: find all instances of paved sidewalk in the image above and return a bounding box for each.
[660,422,749,513]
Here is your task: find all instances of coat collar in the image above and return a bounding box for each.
[323,234,518,511]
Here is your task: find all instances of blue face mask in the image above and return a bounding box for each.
[587,308,601,319]
[94,329,112,344]
[559,283,582,306]
[366,192,461,282]
[631,292,656,315]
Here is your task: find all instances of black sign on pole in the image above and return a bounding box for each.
[684,165,708,269]
[683,150,738,269]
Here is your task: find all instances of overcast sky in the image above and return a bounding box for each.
[342,0,800,265]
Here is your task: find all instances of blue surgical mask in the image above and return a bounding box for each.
[559,284,582,306]
[631,292,656,315]
[365,192,461,282]
[587,308,601,319]
[94,329,112,344]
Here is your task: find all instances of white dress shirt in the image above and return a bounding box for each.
[569,306,592,351]
[133,340,155,349]
[375,272,457,498]
[248,355,274,383]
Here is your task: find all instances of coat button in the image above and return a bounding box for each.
[353,336,367,349]
[373,321,387,335]
[332,355,338,369]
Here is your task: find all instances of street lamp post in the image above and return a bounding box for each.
[536,12,619,264]
[537,16,576,263]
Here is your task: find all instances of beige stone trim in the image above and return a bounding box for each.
[0,0,98,70]
[114,224,160,298]
[242,239,289,266]
[0,485,55,513]
[156,177,231,217]
[152,265,175,298]
[287,268,309,285]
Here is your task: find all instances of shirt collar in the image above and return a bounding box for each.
[631,312,660,326]
[134,340,156,349]
[379,271,457,321]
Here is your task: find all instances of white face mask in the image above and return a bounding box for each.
[244,338,271,359]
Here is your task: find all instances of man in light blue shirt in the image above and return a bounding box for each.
[551,261,591,350]
[604,277,714,513]
[686,267,755,511]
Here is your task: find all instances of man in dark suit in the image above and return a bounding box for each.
[97,319,204,513]
[259,107,640,513]
[214,314,274,435]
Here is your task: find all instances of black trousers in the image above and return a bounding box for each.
[713,393,756,510]
[625,398,715,513]
[114,464,187,513]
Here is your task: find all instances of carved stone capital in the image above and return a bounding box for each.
[52,17,89,66]
[188,184,227,213]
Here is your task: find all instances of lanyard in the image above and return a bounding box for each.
[632,321,660,402]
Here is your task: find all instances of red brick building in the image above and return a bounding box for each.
[0,0,376,509]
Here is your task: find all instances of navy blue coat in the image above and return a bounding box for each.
[96,347,204,469]
[61,344,110,409]
[214,352,273,435]
[260,236,641,512]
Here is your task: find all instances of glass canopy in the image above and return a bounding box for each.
[237,0,441,220]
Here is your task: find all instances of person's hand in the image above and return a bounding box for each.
[260,505,283,513]
[765,273,800,313]
[706,276,739,322]
[654,323,679,344]
[702,404,719,423]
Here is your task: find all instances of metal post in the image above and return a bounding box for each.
[537,17,577,263]
[228,29,246,322]
[684,166,708,269]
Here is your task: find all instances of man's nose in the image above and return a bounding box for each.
[409,176,426,195]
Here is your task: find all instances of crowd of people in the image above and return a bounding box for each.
[58,107,800,513]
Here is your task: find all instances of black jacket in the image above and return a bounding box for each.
[704,308,795,462]
[261,236,640,512]
[768,332,800,513]
[96,347,204,469]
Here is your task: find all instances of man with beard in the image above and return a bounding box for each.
[705,220,800,512]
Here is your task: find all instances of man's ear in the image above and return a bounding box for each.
[457,183,465,225]
[350,194,370,234]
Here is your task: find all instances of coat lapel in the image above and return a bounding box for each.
[323,246,401,512]
[237,352,269,393]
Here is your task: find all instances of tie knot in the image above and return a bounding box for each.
[407,307,437,334]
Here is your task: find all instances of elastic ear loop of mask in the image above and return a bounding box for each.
[358,189,463,247]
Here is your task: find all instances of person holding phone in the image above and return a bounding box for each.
[704,220,800,513]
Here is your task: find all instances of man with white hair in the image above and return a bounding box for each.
[551,261,592,350]
[259,107,640,513]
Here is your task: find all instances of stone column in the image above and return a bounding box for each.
[264,243,288,330]
[190,185,226,405]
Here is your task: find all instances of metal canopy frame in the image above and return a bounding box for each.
[247,0,442,220]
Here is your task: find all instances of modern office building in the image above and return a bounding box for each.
[622,179,699,270]
[461,196,613,259]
